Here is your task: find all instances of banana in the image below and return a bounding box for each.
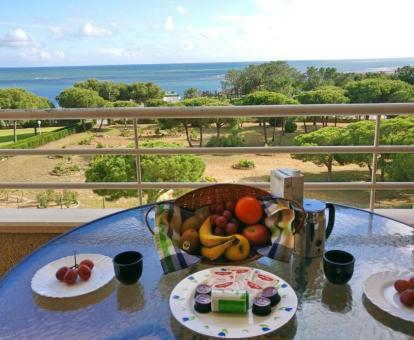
[199,217,236,247]
[201,237,238,261]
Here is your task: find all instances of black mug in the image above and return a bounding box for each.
[323,250,355,285]
[113,251,143,285]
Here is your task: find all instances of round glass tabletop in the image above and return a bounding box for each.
[0,204,413,339]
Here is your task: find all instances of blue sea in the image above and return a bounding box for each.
[0,58,414,106]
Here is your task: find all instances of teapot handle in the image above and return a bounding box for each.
[325,203,335,239]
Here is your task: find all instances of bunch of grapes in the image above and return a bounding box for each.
[210,200,241,236]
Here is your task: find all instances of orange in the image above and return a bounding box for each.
[235,196,263,225]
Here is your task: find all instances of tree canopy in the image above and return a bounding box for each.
[296,86,349,104]
[394,66,414,85]
[85,141,205,202]
[56,87,109,108]
[0,88,53,109]
[345,78,414,103]
[292,127,345,181]
[74,78,164,104]
[222,61,303,96]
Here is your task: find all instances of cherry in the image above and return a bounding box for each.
[80,259,94,270]
[394,279,411,294]
[400,289,414,307]
[56,266,68,281]
[78,264,92,281]
[63,268,78,285]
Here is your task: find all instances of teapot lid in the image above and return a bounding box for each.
[303,198,326,213]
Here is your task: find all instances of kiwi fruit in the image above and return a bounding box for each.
[179,229,200,255]
[181,216,201,232]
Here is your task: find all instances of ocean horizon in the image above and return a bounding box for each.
[1,57,414,105]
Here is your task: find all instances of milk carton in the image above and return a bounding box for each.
[270,168,304,204]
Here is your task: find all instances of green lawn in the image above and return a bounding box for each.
[0,127,62,147]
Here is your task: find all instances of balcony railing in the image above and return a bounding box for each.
[0,103,413,210]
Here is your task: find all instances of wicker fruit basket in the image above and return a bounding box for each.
[147,183,305,265]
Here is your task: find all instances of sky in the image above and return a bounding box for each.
[1,0,414,67]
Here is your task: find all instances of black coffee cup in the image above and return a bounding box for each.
[113,251,143,285]
[323,250,355,285]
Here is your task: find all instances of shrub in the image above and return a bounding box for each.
[284,118,297,133]
[36,189,57,208]
[206,129,244,147]
[120,129,132,137]
[6,122,92,149]
[96,142,104,148]
[50,162,80,176]
[232,159,255,169]
[62,191,79,207]
[78,134,94,145]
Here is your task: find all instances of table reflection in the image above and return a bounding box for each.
[321,282,353,313]
[34,278,116,311]
[116,281,145,313]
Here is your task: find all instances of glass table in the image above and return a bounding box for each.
[0,204,413,339]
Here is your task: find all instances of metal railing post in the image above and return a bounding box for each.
[369,114,381,211]
[133,119,143,205]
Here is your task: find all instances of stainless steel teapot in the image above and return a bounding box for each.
[294,199,335,258]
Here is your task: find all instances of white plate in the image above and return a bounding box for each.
[31,253,114,298]
[169,266,298,338]
[364,271,414,322]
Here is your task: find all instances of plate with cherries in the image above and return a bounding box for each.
[31,252,114,298]
[364,271,414,322]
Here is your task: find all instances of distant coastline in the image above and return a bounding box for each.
[1,57,414,105]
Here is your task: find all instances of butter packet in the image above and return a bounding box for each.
[211,288,249,313]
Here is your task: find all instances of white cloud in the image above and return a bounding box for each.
[48,26,65,38]
[165,16,174,31]
[55,50,65,58]
[0,28,34,47]
[205,0,414,60]
[20,48,51,61]
[177,5,188,16]
[80,23,112,37]
[97,47,142,59]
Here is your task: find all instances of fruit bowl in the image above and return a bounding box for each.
[147,184,305,266]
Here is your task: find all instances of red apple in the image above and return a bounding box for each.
[215,215,227,228]
[409,277,414,288]
[242,224,270,246]
[214,227,226,236]
[222,210,232,220]
[225,222,238,235]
